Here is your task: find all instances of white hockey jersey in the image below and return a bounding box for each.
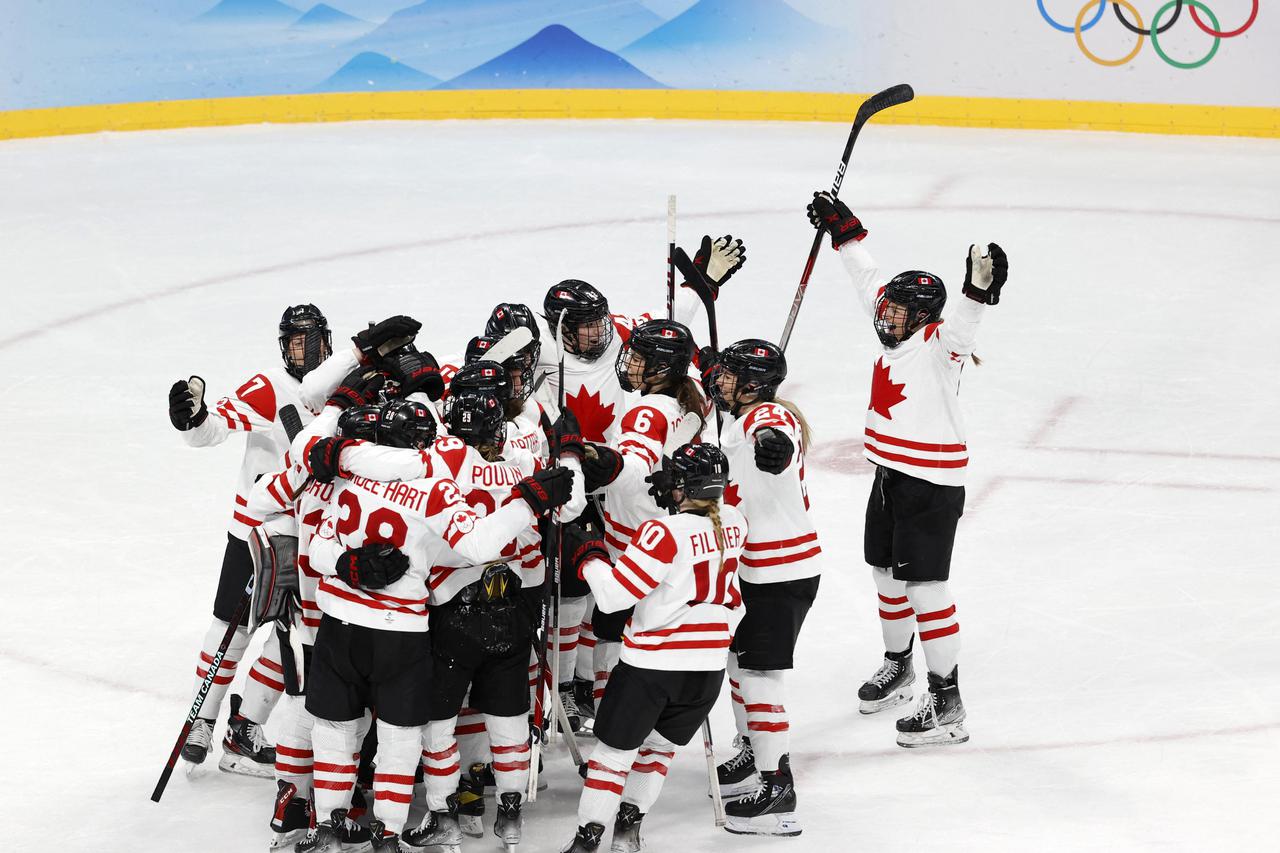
[581,507,747,672]
[838,241,986,487]
[306,467,537,633]
[183,366,313,540]
[600,394,690,557]
[721,402,822,585]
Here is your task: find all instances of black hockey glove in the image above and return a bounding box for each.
[308,436,356,483]
[962,242,1009,306]
[384,344,444,402]
[168,376,208,431]
[512,467,575,515]
[645,463,677,513]
[581,443,623,492]
[335,543,410,590]
[688,234,746,298]
[353,315,421,364]
[552,409,586,461]
[807,191,867,249]
[561,522,610,581]
[695,346,719,395]
[328,367,385,410]
[754,427,794,474]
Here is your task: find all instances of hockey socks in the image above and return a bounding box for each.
[422,718,462,812]
[556,595,590,681]
[487,714,532,797]
[311,718,361,819]
[621,733,676,815]
[191,617,250,719]
[241,629,286,724]
[578,741,637,827]
[371,720,420,835]
[730,662,789,774]
[576,615,597,680]
[872,566,914,653]
[273,694,316,796]
[905,581,960,677]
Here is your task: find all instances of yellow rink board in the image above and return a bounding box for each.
[2,89,1277,141]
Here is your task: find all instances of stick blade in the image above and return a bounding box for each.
[856,83,915,125]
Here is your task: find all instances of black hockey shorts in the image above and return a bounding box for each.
[864,464,966,583]
[428,592,536,720]
[305,615,433,727]
[731,576,820,671]
[212,533,254,625]
[593,661,723,751]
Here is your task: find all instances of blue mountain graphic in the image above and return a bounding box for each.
[293,3,369,29]
[439,24,663,90]
[345,1,664,80]
[194,0,301,25]
[313,51,441,92]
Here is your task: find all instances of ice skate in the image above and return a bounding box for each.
[493,791,522,851]
[219,693,276,778]
[896,666,968,747]
[367,820,404,852]
[723,754,802,837]
[456,766,485,837]
[294,808,373,853]
[269,780,312,851]
[610,803,643,853]
[401,794,462,853]
[715,734,759,800]
[858,645,915,714]
[559,681,584,733]
[181,717,215,765]
[562,822,605,853]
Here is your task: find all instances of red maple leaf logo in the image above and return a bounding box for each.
[868,357,907,419]
[566,386,616,442]
[723,482,742,507]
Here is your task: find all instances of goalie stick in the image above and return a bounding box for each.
[779,83,915,352]
[151,405,306,802]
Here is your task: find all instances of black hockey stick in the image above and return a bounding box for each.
[673,246,723,437]
[151,405,307,803]
[779,83,915,352]
[666,195,676,320]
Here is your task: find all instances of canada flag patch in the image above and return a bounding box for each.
[918,276,931,285]
[659,328,677,339]
[752,347,769,357]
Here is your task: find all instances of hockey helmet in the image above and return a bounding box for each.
[661,442,730,509]
[616,319,695,393]
[875,270,946,348]
[376,399,437,449]
[543,279,613,361]
[466,334,532,402]
[710,339,787,415]
[278,304,332,381]
[337,404,382,441]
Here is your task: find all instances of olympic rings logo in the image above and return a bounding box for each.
[1036,0,1257,67]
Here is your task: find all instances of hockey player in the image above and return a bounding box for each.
[299,399,573,852]
[702,338,819,837]
[807,190,1008,746]
[559,443,746,853]
[167,304,332,777]
[575,319,705,715]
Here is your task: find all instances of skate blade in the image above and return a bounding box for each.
[859,690,912,715]
[217,752,275,779]
[459,814,483,838]
[897,722,969,748]
[724,813,802,837]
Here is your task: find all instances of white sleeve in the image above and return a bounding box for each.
[306,524,342,577]
[556,456,586,523]
[450,501,538,565]
[340,444,430,482]
[300,348,360,415]
[937,295,986,358]
[837,241,888,317]
[673,286,705,336]
[181,412,229,448]
[291,405,342,461]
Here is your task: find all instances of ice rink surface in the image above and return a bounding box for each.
[2,117,1278,851]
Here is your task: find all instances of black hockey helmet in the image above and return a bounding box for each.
[279,304,332,381]
[543,279,613,361]
[451,360,513,404]
[616,319,695,393]
[376,399,437,449]
[446,386,507,449]
[710,339,787,414]
[666,442,730,504]
[337,404,382,441]
[466,334,533,402]
[484,302,542,378]
[876,270,946,348]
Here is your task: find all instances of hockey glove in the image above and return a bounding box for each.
[807,191,867,249]
[754,427,795,474]
[308,436,356,484]
[561,522,610,580]
[353,315,421,364]
[385,344,444,402]
[512,467,575,515]
[962,242,1009,305]
[695,346,719,395]
[328,367,386,410]
[168,376,208,431]
[688,234,746,298]
[645,464,677,513]
[581,443,623,492]
[335,543,410,590]
[552,409,586,461]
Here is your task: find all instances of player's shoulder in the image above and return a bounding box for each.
[430,435,472,479]
[233,367,295,421]
[720,502,748,529]
[741,401,797,435]
[632,516,679,561]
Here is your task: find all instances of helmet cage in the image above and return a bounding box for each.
[279,304,332,381]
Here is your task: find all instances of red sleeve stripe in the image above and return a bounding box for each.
[880,608,914,620]
[604,531,630,553]
[604,511,637,537]
[743,531,818,552]
[611,568,646,600]
[218,401,252,431]
[235,494,249,507]
[617,554,659,589]
[429,567,458,590]
[267,478,287,508]
[618,440,658,467]
[233,511,263,528]
[864,443,968,469]
[739,545,822,568]
[748,721,790,732]
[878,593,909,605]
[634,622,728,637]
[920,622,960,642]
[865,428,967,454]
[916,605,956,623]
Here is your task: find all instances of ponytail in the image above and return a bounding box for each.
[674,375,708,431]
[754,396,813,452]
[686,497,726,572]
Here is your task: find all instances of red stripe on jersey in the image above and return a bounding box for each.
[747,721,790,732]
[611,568,646,600]
[634,622,728,637]
[267,478,287,508]
[739,545,822,568]
[917,605,956,622]
[319,580,426,615]
[233,511,262,528]
[618,440,658,467]
[879,608,915,620]
[604,531,630,553]
[429,566,459,590]
[617,555,658,589]
[864,443,968,469]
[920,622,960,642]
[878,593,909,605]
[604,511,636,537]
[743,531,818,552]
[744,703,785,713]
[865,428,967,454]
[623,636,731,652]
[235,494,249,507]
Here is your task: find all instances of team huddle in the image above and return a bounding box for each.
[163,193,1009,852]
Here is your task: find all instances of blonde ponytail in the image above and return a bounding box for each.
[687,497,726,572]
[748,396,813,452]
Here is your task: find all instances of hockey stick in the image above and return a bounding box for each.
[703,720,726,826]
[666,195,676,321]
[779,83,915,352]
[673,247,723,437]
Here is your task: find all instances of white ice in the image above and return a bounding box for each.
[1,118,1277,852]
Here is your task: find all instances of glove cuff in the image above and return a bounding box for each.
[962,282,998,305]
